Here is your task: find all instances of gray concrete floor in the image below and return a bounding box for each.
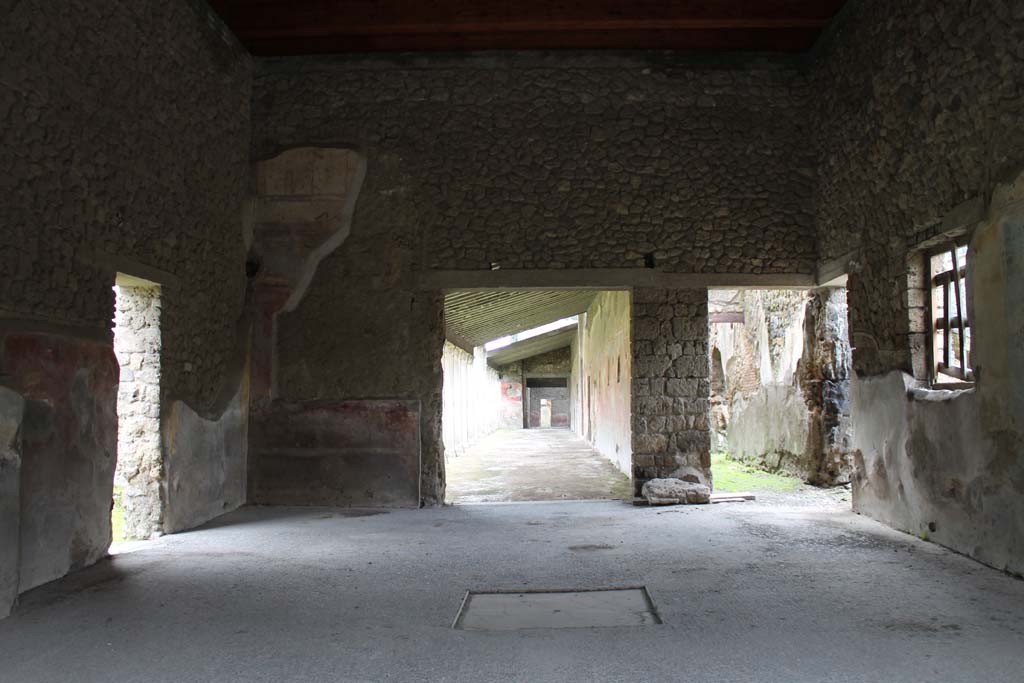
[445,428,633,503]
[3,496,1024,682]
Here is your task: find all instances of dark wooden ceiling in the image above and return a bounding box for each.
[208,1,848,56]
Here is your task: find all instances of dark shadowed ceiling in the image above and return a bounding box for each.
[209,1,848,56]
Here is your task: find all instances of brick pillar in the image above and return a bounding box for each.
[631,287,710,496]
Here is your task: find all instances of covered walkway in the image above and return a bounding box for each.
[445,429,633,504]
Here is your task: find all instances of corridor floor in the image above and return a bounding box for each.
[3,499,1024,682]
[445,428,633,503]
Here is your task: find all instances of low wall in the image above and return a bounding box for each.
[249,399,421,507]
[0,386,24,617]
[163,372,249,533]
[852,372,1023,574]
[1,333,119,594]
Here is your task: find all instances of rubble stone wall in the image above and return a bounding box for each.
[523,347,572,377]
[813,0,1024,377]
[0,0,253,603]
[254,53,815,276]
[0,0,252,410]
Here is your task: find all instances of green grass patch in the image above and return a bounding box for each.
[610,472,634,500]
[711,452,804,493]
[111,485,126,544]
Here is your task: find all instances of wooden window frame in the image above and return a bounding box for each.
[928,239,973,385]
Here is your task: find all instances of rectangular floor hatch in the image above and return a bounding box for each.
[452,586,662,631]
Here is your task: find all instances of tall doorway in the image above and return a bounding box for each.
[111,274,163,547]
[441,289,633,503]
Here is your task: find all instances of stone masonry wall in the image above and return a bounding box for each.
[523,347,572,377]
[255,53,812,504]
[0,0,253,600]
[113,284,162,540]
[631,288,710,495]
[813,0,1024,377]
[0,0,252,412]
[254,53,815,275]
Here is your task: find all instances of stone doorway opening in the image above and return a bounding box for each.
[441,289,633,503]
[707,287,853,499]
[111,275,163,549]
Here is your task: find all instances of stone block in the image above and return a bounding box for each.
[673,355,709,378]
[633,317,661,341]
[641,478,711,505]
[907,307,930,334]
[904,287,928,310]
[672,317,707,339]
[665,378,691,397]
[633,288,670,304]
[633,434,668,454]
[676,430,710,453]
[632,455,656,470]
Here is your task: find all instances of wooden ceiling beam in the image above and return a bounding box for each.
[211,0,848,55]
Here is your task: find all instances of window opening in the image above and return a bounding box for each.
[930,242,972,384]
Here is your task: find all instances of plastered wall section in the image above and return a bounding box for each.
[0,387,24,617]
[163,375,249,534]
[573,292,632,475]
[815,0,1024,571]
[2,335,118,595]
[0,0,253,602]
[850,175,1024,575]
[495,362,525,431]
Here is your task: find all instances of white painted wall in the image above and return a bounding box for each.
[441,342,502,459]
[572,291,632,475]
